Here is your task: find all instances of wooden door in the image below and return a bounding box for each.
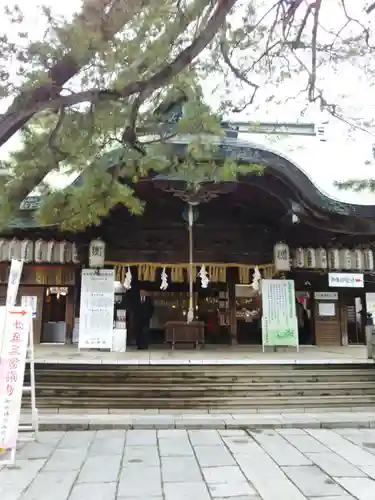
[314,299,341,345]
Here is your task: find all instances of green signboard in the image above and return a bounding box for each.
[261,279,299,348]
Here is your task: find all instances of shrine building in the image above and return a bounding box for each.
[1,135,375,349]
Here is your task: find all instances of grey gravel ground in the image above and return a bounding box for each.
[2,428,375,499]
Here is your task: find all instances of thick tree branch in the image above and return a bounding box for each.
[0,0,151,147]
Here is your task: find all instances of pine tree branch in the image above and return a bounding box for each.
[0,0,151,147]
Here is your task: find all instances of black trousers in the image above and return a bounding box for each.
[136,324,150,349]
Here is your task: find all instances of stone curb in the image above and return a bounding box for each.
[33,417,375,431]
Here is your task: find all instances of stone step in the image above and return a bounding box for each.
[22,393,375,409]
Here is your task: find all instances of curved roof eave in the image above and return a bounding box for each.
[20,135,375,219]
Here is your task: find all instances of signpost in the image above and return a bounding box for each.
[261,279,299,351]
[0,307,35,466]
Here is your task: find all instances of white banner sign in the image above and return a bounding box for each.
[78,269,115,350]
[328,273,364,288]
[0,307,31,455]
[6,259,23,307]
[261,279,299,348]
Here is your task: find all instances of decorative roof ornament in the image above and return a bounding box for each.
[160,268,168,290]
[124,267,132,290]
[198,265,209,289]
[251,266,262,291]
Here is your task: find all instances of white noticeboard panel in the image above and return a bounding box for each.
[261,279,299,349]
[318,302,336,317]
[366,293,375,315]
[21,296,38,319]
[78,269,115,350]
[0,307,32,461]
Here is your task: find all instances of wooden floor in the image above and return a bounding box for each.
[32,344,372,365]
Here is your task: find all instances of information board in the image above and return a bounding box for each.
[0,307,32,462]
[261,279,299,349]
[78,269,115,350]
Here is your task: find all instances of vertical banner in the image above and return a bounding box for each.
[0,307,32,461]
[78,269,115,350]
[6,259,23,307]
[261,279,299,348]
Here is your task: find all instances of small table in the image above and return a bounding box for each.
[165,321,205,348]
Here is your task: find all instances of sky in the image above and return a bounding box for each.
[1,0,375,204]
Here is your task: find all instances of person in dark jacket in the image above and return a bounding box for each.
[134,290,154,349]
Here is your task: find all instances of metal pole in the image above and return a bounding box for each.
[187,203,194,323]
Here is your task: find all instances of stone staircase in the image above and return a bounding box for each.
[23,362,375,411]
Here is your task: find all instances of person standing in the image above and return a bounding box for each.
[135,290,154,349]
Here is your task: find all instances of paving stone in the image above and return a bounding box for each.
[219,430,248,438]
[306,452,366,477]
[118,466,162,497]
[236,452,307,500]
[163,481,211,499]
[0,459,47,491]
[57,431,95,449]
[126,430,157,446]
[19,470,77,500]
[17,442,56,460]
[68,482,117,500]
[282,465,347,497]
[123,445,160,466]
[280,434,329,453]
[44,448,87,471]
[159,438,193,456]
[77,454,122,483]
[249,431,312,466]
[161,456,202,482]
[195,445,236,467]
[89,436,125,455]
[158,429,187,439]
[202,465,246,484]
[308,497,354,500]
[307,429,375,466]
[335,477,375,500]
[208,481,257,497]
[188,430,223,446]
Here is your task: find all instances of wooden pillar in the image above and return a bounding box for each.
[228,268,237,345]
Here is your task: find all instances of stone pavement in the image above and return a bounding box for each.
[3,428,375,499]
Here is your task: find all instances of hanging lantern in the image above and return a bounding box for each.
[352,248,364,271]
[21,239,33,263]
[251,266,262,291]
[328,248,340,270]
[46,240,55,263]
[364,248,375,271]
[72,243,80,264]
[0,239,9,262]
[339,248,352,270]
[273,243,290,271]
[293,248,305,268]
[8,238,21,261]
[160,268,168,290]
[89,239,105,268]
[34,239,44,263]
[198,265,209,288]
[306,248,316,268]
[56,241,67,264]
[315,248,328,269]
